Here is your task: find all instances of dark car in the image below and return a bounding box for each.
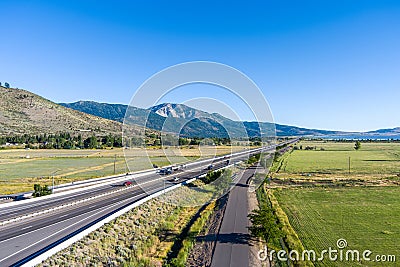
[159,167,173,175]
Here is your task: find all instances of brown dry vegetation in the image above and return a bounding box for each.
[0,86,141,136]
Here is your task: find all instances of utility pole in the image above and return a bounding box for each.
[114,154,117,175]
[348,156,351,175]
[50,169,61,194]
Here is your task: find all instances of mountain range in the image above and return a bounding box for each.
[1,85,398,139]
[60,101,400,139]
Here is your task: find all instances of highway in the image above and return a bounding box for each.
[0,146,265,222]
[0,145,272,266]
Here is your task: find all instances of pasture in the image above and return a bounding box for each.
[275,141,400,179]
[275,186,400,266]
[266,141,400,266]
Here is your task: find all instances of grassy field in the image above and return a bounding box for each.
[0,146,246,194]
[261,141,400,266]
[275,141,400,179]
[275,187,400,267]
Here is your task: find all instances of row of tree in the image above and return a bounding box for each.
[1,132,264,149]
[0,133,123,149]
[144,132,233,147]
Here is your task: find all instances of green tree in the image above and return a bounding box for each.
[248,204,283,243]
[354,141,361,150]
[32,184,52,197]
[178,137,189,146]
[84,136,98,149]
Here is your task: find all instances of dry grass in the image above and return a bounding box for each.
[0,86,135,136]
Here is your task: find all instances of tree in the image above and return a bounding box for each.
[4,82,10,88]
[354,141,361,150]
[32,184,52,197]
[84,136,98,149]
[248,204,283,243]
[178,137,189,146]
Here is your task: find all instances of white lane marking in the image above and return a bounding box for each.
[0,193,147,263]
[59,214,69,218]
[0,182,161,248]
[0,183,165,263]
[0,191,143,246]
[0,187,113,213]
[21,225,32,230]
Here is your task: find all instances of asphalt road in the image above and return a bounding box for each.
[210,167,257,267]
[0,146,270,266]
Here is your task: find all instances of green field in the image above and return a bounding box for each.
[277,141,400,178]
[265,141,400,266]
[275,187,400,266]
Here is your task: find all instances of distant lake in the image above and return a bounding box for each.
[316,134,400,140]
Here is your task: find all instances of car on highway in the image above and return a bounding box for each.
[206,164,214,170]
[123,181,132,186]
[158,167,173,175]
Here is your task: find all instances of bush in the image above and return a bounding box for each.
[32,184,52,197]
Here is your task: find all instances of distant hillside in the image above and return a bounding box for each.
[366,127,400,136]
[61,101,346,138]
[0,86,140,136]
[60,101,128,122]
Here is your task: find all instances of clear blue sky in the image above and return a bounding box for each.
[1,0,399,131]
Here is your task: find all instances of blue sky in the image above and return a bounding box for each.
[0,0,399,131]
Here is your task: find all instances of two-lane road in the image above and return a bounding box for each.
[211,167,257,267]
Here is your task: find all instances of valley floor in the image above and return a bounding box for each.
[260,140,400,267]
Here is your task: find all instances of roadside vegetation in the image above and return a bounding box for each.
[167,201,216,267]
[38,189,200,266]
[32,184,52,197]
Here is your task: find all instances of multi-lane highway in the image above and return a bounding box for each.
[0,145,273,266]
